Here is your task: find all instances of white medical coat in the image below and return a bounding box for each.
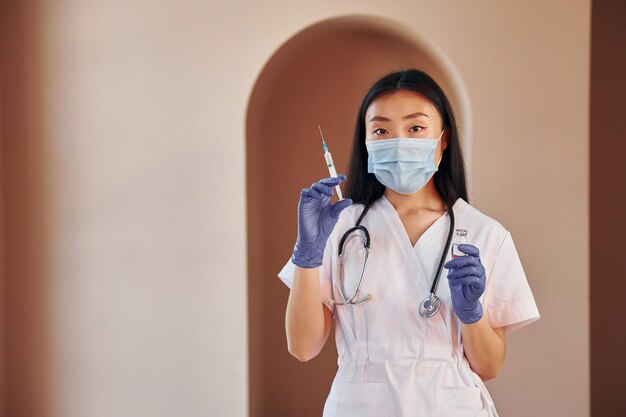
[278,196,540,417]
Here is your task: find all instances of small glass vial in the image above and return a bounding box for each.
[451,229,468,258]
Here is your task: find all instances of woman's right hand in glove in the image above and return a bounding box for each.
[291,175,352,268]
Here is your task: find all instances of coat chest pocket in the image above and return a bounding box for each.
[323,382,389,417]
[435,385,488,417]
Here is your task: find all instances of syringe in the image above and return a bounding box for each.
[318,125,344,200]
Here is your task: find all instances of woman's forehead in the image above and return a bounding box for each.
[366,90,439,121]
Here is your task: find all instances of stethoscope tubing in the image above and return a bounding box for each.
[330,198,454,309]
[430,207,455,295]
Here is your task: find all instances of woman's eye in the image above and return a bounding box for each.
[373,128,388,135]
[409,125,424,132]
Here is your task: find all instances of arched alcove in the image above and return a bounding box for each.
[246,15,471,417]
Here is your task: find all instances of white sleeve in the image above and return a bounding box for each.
[277,237,335,314]
[482,231,540,334]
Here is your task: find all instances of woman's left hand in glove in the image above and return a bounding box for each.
[444,244,486,324]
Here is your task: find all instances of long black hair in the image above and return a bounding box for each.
[345,69,468,210]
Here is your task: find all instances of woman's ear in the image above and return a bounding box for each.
[442,128,449,151]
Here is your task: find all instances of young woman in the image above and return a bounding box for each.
[278,69,540,417]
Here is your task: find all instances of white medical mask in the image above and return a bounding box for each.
[366,129,445,195]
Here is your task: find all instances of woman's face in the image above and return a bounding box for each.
[364,89,448,159]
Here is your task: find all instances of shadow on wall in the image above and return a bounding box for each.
[1,1,49,416]
[246,14,470,417]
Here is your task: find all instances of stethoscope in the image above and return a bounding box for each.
[327,199,455,318]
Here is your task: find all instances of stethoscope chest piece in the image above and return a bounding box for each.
[419,293,441,318]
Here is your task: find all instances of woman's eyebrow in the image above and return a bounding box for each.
[369,112,430,122]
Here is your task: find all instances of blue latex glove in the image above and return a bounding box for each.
[292,175,353,268]
[443,244,486,324]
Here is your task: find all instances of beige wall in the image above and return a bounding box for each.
[38,2,249,417]
[2,1,590,416]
